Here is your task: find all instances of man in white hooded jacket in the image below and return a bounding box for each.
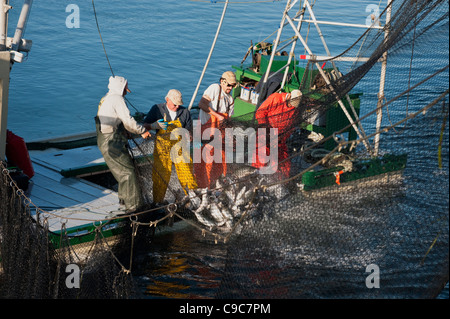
[96,76,151,213]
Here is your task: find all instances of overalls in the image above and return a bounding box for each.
[95,116,143,211]
[252,92,296,179]
[194,112,229,189]
[152,119,198,203]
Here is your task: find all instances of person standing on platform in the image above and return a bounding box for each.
[252,89,302,179]
[195,71,236,189]
[143,89,197,204]
[96,76,151,213]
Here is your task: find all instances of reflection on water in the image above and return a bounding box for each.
[132,170,448,299]
[133,223,227,299]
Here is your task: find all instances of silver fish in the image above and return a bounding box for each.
[193,211,216,230]
[223,180,236,203]
[217,200,234,221]
[232,164,259,179]
[208,200,226,227]
[215,178,225,190]
[232,185,247,212]
[194,188,209,214]
[244,188,254,202]
[188,189,201,210]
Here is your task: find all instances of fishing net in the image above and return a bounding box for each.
[0,167,139,298]
[0,0,448,299]
[127,0,449,298]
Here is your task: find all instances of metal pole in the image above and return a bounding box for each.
[0,0,9,160]
[280,1,307,90]
[188,0,229,110]
[261,0,297,85]
[296,19,383,29]
[0,0,11,51]
[285,14,372,153]
[304,0,372,154]
[374,0,392,156]
[0,51,10,161]
[11,0,33,52]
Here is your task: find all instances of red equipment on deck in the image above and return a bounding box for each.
[5,130,34,178]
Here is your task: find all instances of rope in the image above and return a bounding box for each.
[91,0,114,77]
[92,0,139,113]
[188,0,230,110]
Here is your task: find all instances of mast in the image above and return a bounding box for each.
[374,0,392,156]
[284,3,374,153]
[260,0,297,87]
[0,0,11,51]
[0,0,11,161]
[258,0,377,154]
[0,0,33,161]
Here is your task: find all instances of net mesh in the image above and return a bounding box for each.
[1,0,448,298]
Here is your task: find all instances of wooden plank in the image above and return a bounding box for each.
[29,184,81,208]
[31,171,118,206]
[32,173,100,203]
[29,184,121,233]
[29,146,105,172]
[32,161,116,196]
[26,146,125,234]
[31,158,117,199]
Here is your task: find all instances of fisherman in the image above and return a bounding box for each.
[252,89,302,178]
[143,89,198,204]
[96,75,151,213]
[194,71,236,188]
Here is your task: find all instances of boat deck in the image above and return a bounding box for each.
[27,146,122,234]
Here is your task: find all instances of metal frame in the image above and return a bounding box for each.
[0,0,33,161]
[259,0,392,155]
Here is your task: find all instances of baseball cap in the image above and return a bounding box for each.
[221,71,237,85]
[166,89,184,105]
[289,89,302,107]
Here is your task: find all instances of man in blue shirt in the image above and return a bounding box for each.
[143,89,192,132]
[143,89,197,204]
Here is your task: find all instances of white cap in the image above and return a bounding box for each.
[289,89,302,107]
[221,71,237,85]
[166,89,184,105]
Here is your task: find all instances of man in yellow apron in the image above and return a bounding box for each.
[143,89,197,203]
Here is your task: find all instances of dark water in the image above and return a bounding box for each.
[133,223,228,299]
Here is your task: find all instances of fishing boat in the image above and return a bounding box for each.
[0,0,448,299]
[0,0,441,248]
[224,0,410,193]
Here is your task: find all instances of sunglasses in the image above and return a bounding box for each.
[223,79,236,88]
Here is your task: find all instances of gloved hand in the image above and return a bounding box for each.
[141,131,151,139]
[151,119,168,130]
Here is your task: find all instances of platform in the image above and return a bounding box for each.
[27,146,122,236]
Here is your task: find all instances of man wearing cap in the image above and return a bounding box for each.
[96,75,151,213]
[198,71,236,125]
[252,89,302,178]
[195,71,236,188]
[143,89,197,204]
